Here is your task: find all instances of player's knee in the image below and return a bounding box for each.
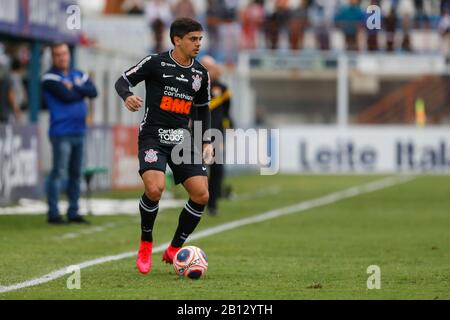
[192,190,209,205]
[145,185,164,202]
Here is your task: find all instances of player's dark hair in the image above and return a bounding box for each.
[170,18,203,46]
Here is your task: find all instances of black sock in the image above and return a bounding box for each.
[171,199,205,248]
[139,194,159,242]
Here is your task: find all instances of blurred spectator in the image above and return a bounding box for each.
[384,4,398,51]
[414,0,430,28]
[265,0,291,50]
[439,4,450,61]
[0,43,10,73]
[10,59,28,112]
[265,12,279,49]
[0,45,23,124]
[122,0,144,15]
[206,0,222,58]
[0,60,22,124]
[335,0,365,51]
[100,0,447,54]
[173,0,197,19]
[309,0,337,51]
[145,0,173,53]
[398,0,415,51]
[240,0,265,50]
[218,0,241,65]
[289,0,310,50]
[441,0,450,14]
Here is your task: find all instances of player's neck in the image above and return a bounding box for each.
[171,49,192,67]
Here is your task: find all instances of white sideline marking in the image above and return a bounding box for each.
[53,186,281,241]
[57,224,117,240]
[0,198,185,216]
[0,176,415,294]
[55,222,130,240]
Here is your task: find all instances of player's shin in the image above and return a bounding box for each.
[139,193,159,242]
[171,199,205,248]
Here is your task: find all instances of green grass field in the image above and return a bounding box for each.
[0,174,449,300]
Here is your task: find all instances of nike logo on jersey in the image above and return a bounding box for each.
[163,74,175,78]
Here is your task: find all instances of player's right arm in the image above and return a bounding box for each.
[115,55,154,112]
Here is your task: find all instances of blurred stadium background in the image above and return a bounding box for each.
[0,0,449,299]
[1,0,449,205]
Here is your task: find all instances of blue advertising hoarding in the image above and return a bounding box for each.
[0,0,79,44]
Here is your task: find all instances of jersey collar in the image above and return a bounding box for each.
[169,50,194,69]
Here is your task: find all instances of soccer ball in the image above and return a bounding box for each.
[173,246,208,279]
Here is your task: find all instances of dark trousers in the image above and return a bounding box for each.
[208,163,224,211]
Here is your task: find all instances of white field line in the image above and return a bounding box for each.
[0,175,415,294]
[5,187,281,241]
[53,186,282,241]
[54,221,134,241]
[0,198,186,216]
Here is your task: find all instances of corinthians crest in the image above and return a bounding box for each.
[192,75,202,92]
[144,149,158,164]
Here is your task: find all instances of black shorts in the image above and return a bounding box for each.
[138,135,207,185]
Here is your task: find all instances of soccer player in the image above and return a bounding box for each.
[115,18,213,274]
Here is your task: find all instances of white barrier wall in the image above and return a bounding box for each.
[278,126,450,174]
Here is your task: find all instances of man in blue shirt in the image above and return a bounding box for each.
[335,0,365,51]
[42,43,98,224]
